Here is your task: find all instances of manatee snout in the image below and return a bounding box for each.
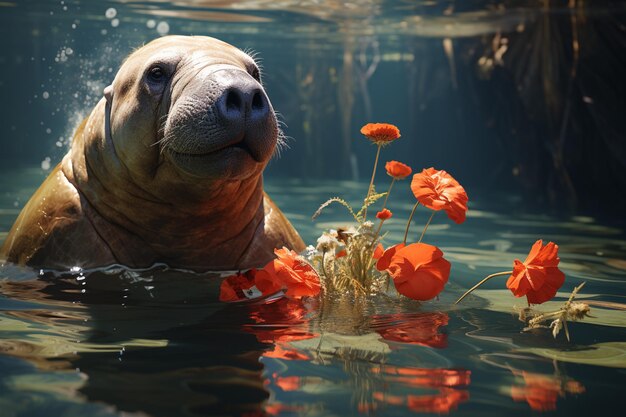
[164,67,277,178]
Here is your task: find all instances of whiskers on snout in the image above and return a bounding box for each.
[155,113,170,154]
[153,107,287,161]
[272,111,290,160]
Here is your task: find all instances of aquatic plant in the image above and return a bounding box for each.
[519,282,592,341]
[308,123,460,301]
[217,121,591,341]
[455,239,566,306]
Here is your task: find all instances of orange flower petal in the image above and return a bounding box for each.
[506,240,565,304]
[255,263,285,296]
[360,123,401,145]
[410,168,468,224]
[385,160,412,179]
[376,243,405,271]
[388,243,451,301]
[372,243,384,260]
[271,247,321,298]
[376,208,393,220]
[219,270,258,301]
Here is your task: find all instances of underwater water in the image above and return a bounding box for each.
[1,1,626,416]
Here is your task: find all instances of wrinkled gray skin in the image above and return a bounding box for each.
[0,35,304,271]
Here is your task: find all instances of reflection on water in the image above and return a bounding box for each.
[1,172,626,416]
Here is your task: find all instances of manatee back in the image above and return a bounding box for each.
[0,164,116,269]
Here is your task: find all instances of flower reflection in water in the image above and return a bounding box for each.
[248,302,470,415]
[510,370,585,411]
[372,366,471,414]
[372,311,449,349]
[245,298,318,361]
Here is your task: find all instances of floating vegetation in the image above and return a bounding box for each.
[519,282,592,341]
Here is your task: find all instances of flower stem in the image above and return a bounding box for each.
[418,211,435,243]
[381,179,395,211]
[321,251,329,281]
[403,201,420,244]
[454,271,514,305]
[373,219,385,242]
[363,144,382,221]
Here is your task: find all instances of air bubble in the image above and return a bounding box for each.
[105,8,117,19]
[156,21,170,36]
[146,19,156,28]
[111,18,119,27]
[41,157,51,170]
[43,91,50,99]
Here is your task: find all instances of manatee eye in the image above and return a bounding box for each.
[147,66,166,83]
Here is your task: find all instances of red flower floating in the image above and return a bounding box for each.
[385,161,412,179]
[255,247,321,299]
[219,269,259,302]
[506,240,565,304]
[360,123,401,145]
[376,209,393,220]
[410,167,468,224]
[387,243,451,301]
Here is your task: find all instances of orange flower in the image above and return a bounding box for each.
[360,122,401,145]
[375,243,405,271]
[506,240,565,304]
[255,247,321,298]
[388,243,451,301]
[219,269,258,302]
[376,209,392,220]
[373,243,385,260]
[410,167,468,224]
[385,161,412,179]
[335,249,347,258]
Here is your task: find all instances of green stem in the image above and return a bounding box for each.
[418,211,436,243]
[454,271,514,305]
[363,144,382,221]
[403,201,420,244]
[381,179,395,211]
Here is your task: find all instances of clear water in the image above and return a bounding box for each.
[1,1,626,416]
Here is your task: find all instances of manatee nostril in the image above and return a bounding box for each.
[251,91,264,111]
[225,88,242,112]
